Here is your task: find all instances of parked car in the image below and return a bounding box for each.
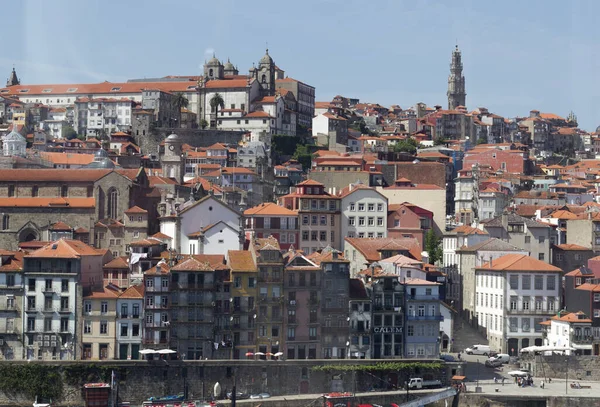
[465,345,491,355]
[407,378,442,389]
[488,353,510,364]
[250,394,270,400]
[485,359,502,368]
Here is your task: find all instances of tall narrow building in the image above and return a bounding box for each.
[447,45,466,110]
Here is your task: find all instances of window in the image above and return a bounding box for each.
[60,185,68,197]
[377,217,383,226]
[547,275,556,290]
[538,253,545,261]
[101,301,108,314]
[84,320,92,334]
[521,317,530,332]
[358,217,365,226]
[84,301,92,314]
[548,297,556,311]
[234,277,242,289]
[358,203,365,211]
[32,185,39,197]
[407,325,414,336]
[509,275,519,289]
[510,296,517,310]
[7,185,14,197]
[377,203,383,211]
[522,296,530,310]
[302,231,309,241]
[100,321,108,334]
[534,317,543,332]
[509,317,518,332]
[367,203,375,212]
[368,217,374,226]
[348,217,355,226]
[539,236,545,244]
[534,275,543,290]
[107,188,119,220]
[525,236,531,243]
[349,203,355,211]
[521,275,531,290]
[1,215,8,230]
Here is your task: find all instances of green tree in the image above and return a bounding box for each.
[393,138,419,154]
[171,92,189,111]
[62,125,78,140]
[292,144,313,171]
[209,93,225,126]
[424,229,443,265]
[199,119,208,129]
[433,136,448,146]
[476,137,487,145]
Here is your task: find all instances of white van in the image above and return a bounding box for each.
[489,353,510,364]
[465,345,491,355]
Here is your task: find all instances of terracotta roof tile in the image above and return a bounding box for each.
[477,254,561,273]
[119,284,144,299]
[244,202,297,216]
[124,205,148,214]
[104,256,129,269]
[227,250,257,272]
[344,237,421,261]
[26,239,103,259]
[0,197,95,208]
[49,221,72,231]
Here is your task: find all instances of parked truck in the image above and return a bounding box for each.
[407,378,442,389]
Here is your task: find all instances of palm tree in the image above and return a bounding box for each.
[172,92,189,112]
[209,93,225,127]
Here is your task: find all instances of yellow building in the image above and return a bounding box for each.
[82,285,119,360]
[227,250,258,359]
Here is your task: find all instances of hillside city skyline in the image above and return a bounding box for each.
[4,0,600,130]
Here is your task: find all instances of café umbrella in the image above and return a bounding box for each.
[254,352,265,356]
[273,352,283,357]
[157,349,177,354]
[245,352,254,357]
[139,349,157,354]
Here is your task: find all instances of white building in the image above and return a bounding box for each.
[115,285,144,360]
[312,112,347,137]
[2,129,26,157]
[541,311,593,355]
[338,182,388,239]
[442,225,489,268]
[74,98,134,137]
[159,195,243,256]
[439,302,456,352]
[474,253,561,355]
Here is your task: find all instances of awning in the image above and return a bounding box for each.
[572,343,592,350]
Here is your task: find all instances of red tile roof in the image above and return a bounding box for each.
[477,254,561,272]
[26,239,103,259]
[124,205,148,214]
[0,197,95,208]
[244,202,298,216]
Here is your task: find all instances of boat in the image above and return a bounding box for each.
[148,394,186,402]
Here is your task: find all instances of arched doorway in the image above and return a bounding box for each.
[535,338,543,346]
[521,338,530,349]
[507,338,519,356]
[18,229,38,242]
[441,334,450,351]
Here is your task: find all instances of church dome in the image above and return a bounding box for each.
[224,59,235,71]
[259,49,273,66]
[86,157,115,169]
[94,149,109,159]
[166,133,180,141]
[207,56,221,66]
[596,125,600,133]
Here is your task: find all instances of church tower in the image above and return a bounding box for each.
[6,67,20,87]
[161,133,184,184]
[254,49,275,96]
[447,45,466,110]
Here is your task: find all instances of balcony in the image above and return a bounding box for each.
[406,315,444,321]
[258,276,282,283]
[287,335,318,342]
[42,286,57,294]
[406,295,439,301]
[505,307,555,315]
[56,307,74,314]
[572,336,594,344]
[172,282,215,291]
[350,326,368,333]
[144,286,169,293]
[118,313,141,319]
[259,296,283,304]
[0,304,19,312]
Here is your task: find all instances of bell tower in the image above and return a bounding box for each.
[6,66,20,87]
[161,133,184,184]
[447,45,466,110]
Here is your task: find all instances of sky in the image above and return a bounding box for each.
[5,0,600,130]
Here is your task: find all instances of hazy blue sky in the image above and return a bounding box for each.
[5,0,600,130]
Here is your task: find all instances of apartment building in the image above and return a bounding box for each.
[82,285,120,360]
[244,203,299,251]
[228,250,258,359]
[475,254,561,354]
[115,285,143,360]
[0,250,23,360]
[279,180,341,253]
[348,278,371,359]
[251,237,284,357]
[283,250,321,359]
[404,278,442,358]
[339,183,388,239]
[22,240,106,361]
[142,260,171,349]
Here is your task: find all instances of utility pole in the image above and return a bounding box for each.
[231,369,237,407]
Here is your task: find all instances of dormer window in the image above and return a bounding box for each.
[110,87,121,92]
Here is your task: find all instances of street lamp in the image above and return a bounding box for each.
[346,341,350,360]
[230,316,235,360]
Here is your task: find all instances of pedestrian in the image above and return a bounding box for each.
[548,378,552,383]
[458,352,461,361]
[502,377,505,386]
[541,381,544,389]
[494,377,498,384]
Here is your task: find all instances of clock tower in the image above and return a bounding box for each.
[161,133,184,183]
